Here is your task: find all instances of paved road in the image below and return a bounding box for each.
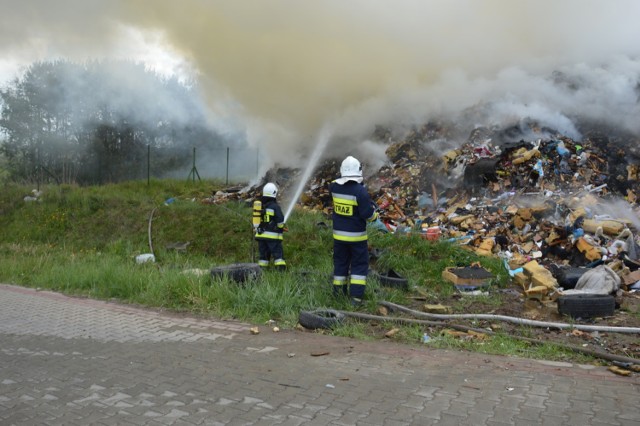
[0,284,638,425]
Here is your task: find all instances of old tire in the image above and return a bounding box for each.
[299,309,345,330]
[210,263,262,283]
[557,294,615,319]
[370,270,409,291]
[552,266,589,290]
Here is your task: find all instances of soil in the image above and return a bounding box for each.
[385,285,640,363]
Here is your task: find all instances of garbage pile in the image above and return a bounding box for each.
[209,120,640,302]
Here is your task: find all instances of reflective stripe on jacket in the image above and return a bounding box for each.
[255,197,284,241]
[329,180,376,242]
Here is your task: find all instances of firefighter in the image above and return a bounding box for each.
[253,182,286,270]
[329,156,378,305]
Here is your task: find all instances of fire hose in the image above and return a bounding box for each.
[336,309,640,366]
[379,301,640,334]
[148,207,157,255]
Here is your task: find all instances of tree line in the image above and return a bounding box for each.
[0,60,235,185]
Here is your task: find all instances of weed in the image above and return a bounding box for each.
[0,180,605,363]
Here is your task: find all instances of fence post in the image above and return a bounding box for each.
[226,147,229,185]
[36,147,40,191]
[187,147,201,182]
[147,144,150,186]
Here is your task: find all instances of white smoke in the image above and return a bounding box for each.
[2,0,640,168]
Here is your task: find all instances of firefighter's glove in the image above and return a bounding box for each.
[257,227,264,234]
[283,226,289,233]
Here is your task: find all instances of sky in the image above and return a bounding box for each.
[2,0,640,168]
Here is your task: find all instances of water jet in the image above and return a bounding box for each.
[283,125,333,222]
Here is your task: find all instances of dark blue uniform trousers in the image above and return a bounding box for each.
[258,240,284,264]
[333,240,368,298]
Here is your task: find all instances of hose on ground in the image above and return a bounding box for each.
[148,207,157,255]
[337,310,640,366]
[379,301,640,334]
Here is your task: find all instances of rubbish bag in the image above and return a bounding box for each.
[368,218,389,233]
[625,232,640,261]
[561,265,620,295]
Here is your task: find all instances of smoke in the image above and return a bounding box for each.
[590,197,640,233]
[2,0,640,168]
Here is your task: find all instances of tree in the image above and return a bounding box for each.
[0,60,236,185]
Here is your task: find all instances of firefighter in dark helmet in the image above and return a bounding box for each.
[329,156,378,305]
[253,182,286,270]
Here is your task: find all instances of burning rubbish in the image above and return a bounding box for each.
[209,119,640,319]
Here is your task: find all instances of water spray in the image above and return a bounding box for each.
[283,125,333,222]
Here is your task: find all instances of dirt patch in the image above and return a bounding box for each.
[387,285,640,361]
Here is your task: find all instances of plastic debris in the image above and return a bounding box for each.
[135,253,155,264]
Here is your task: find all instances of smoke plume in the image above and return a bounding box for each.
[2,0,640,168]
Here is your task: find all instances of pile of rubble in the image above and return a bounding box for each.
[209,120,640,302]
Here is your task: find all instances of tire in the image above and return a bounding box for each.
[299,309,345,330]
[210,263,262,283]
[557,294,615,319]
[553,267,589,290]
[369,269,409,291]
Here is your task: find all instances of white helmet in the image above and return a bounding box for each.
[339,156,362,182]
[262,182,278,197]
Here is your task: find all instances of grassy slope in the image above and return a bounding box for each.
[1,179,507,301]
[4,181,586,361]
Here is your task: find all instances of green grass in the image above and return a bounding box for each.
[425,330,595,364]
[0,180,601,363]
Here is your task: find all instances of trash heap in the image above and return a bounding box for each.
[209,121,640,301]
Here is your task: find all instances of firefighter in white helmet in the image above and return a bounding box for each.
[329,156,378,305]
[253,182,286,270]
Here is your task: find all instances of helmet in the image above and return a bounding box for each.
[262,182,278,197]
[340,156,362,179]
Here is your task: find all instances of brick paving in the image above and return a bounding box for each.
[0,284,638,425]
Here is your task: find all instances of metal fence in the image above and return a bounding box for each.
[129,145,262,186]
